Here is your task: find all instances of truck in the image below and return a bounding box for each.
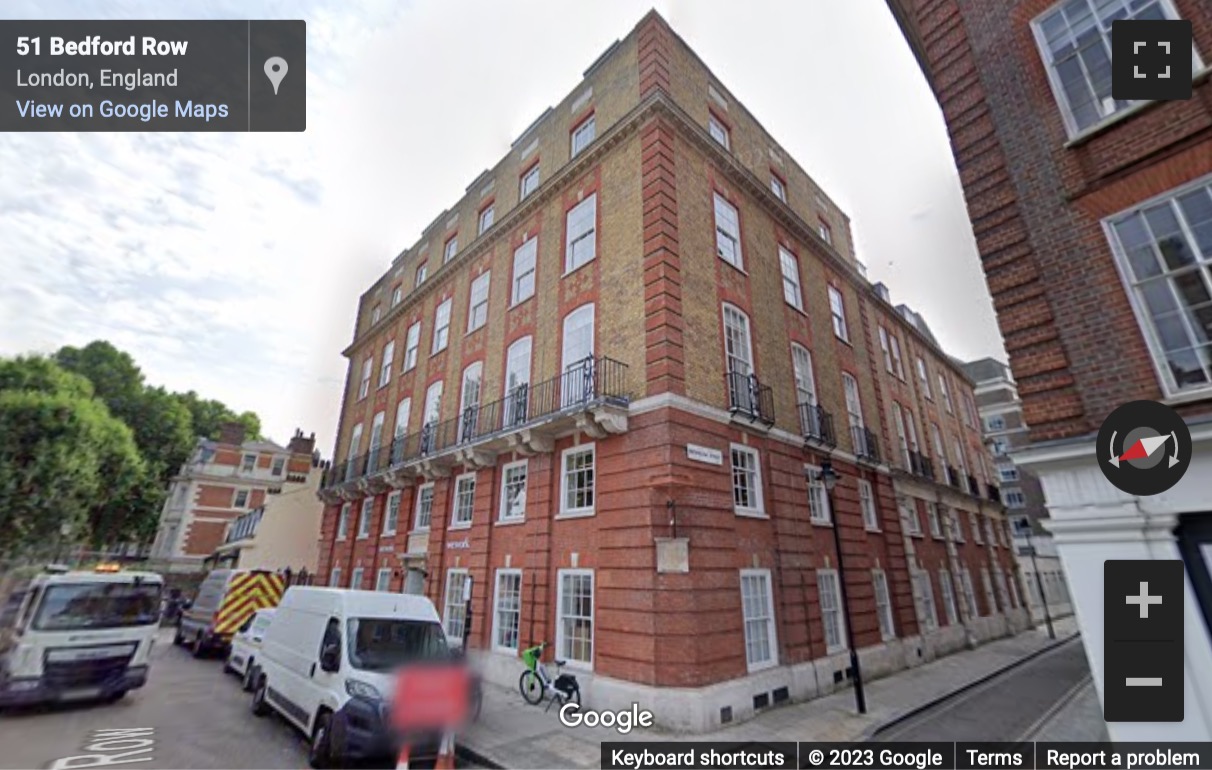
[0,564,164,707]
[176,568,285,658]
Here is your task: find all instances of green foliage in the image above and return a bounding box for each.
[0,343,265,553]
[0,389,145,557]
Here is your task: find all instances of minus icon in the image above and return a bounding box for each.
[1126,677,1164,686]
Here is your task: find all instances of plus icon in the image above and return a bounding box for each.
[1112,19,1192,101]
[1126,581,1163,618]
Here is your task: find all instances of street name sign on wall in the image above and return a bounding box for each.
[686,444,722,465]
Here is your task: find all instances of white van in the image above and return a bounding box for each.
[225,607,275,691]
[0,566,163,707]
[176,568,284,657]
[249,587,450,768]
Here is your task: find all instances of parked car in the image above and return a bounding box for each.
[175,569,285,658]
[224,607,276,691]
[249,587,451,768]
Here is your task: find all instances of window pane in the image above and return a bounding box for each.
[1145,204,1196,270]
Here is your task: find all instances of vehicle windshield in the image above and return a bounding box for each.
[32,582,163,631]
[346,617,449,672]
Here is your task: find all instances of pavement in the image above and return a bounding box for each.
[461,617,1083,769]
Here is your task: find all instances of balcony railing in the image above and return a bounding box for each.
[907,449,934,480]
[797,402,836,447]
[851,425,880,463]
[726,371,775,425]
[323,356,629,490]
[946,465,961,489]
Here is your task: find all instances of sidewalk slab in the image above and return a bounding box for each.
[461,619,1081,769]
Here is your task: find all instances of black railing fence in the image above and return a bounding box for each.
[726,371,775,425]
[797,402,836,446]
[908,449,935,480]
[324,356,628,489]
[852,425,880,463]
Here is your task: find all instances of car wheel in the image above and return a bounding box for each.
[241,662,256,692]
[251,678,271,717]
[308,711,334,769]
[191,633,206,659]
[104,690,127,704]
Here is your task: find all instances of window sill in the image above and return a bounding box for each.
[382,530,397,538]
[449,523,472,531]
[746,659,778,674]
[357,535,369,541]
[718,256,748,276]
[377,382,390,391]
[496,517,526,527]
[865,526,881,533]
[465,324,485,338]
[735,509,769,519]
[834,333,851,347]
[409,527,430,535]
[555,510,595,520]
[824,645,847,656]
[401,365,417,376]
[509,295,534,311]
[810,519,833,528]
[562,257,596,280]
[785,302,808,317]
[430,346,448,358]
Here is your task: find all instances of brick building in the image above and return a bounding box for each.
[887,0,1212,740]
[316,11,1027,730]
[150,423,319,569]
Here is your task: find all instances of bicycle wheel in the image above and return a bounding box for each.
[564,685,581,708]
[519,670,543,704]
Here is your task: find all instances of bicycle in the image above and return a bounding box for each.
[518,641,581,712]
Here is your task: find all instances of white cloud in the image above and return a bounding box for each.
[0,0,1003,456]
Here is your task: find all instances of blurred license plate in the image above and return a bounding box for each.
[63,687,102,701]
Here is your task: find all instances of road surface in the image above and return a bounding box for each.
[0,629,480,769]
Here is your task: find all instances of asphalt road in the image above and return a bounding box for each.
[0,629,480,769]
[872,635,1093,743]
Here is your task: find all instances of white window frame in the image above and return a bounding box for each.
[451,472,476,529]
[828,286,849,341]
[713,194,742,270]
[879,326,894,373]
[730,444,765,517]
[928,502,943,539]
[394,397,412,443]
[859,478,879,531]
[504,336,532,426]
[375,567,392,592]
[414,482,434,532]
[432,298,452,354]
[916,570,938,631]
[873,568,896,641]
[423,380,443,427]
[367,411,385,472]
[520,164,540,200]
[939,374,953,413]
[403,321,421,372]
[559,444,595,517]
[818,569,846,653]
[493,569,523,653]
[345,423,363,480]
[415,262,428,287]
[917,357,932,399]
[329,567,342,588]
[443,568,470,643]
[271,457,285,476]
[556,569,594,669]
[889,333,905,380]
[1030,0,1200,139]
[391,285,402,307]
[818,222,832,245]
[444,235,458,264]
[571,114,596,157]
[565,194,597,274]
[337,503,351,540]
[981,567,997,615]
[499,460,528,522]
[478,204,494,235]
[383,490,401,536]
[379,341,395,388]
[708,113,730,149]
[902,500,921,536]
[779,247,803,310]
[358,357,372,400]
[770,175,786,202]
[233,489,250,509]
[739,569,778,672]
[350,567,364,590]
[511,236,537,306]
[986,414,1007,432]
[1004,489,1027,508]
[1104,174,1212,397]
[722,304,754,377]
[371,306,381,326]
[467,271,491,333]
[806,464,831,525]
[357,497,374,539]
[940,569,958,625]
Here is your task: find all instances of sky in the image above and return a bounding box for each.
[0,0,1005,456]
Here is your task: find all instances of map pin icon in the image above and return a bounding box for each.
[264,57,288,95]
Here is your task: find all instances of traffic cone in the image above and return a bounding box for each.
[434,731,456,770]
[395,742,410,770]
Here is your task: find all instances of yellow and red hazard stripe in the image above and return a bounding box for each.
[212,571,285,637]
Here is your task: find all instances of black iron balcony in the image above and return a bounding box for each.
[322,356,630,490]
[967,474,979,496]
[851,425,880,463]
[908,449,935,480]
[726,371,775,425]
[986,483,1001,503]
[797,402,836,447]
[946,465,961,489]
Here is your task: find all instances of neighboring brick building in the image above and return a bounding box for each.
[887,0,1212,740]
[316,10,1027,731]
[150,423,319,569]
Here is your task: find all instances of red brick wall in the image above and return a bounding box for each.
[197,484,235,508]
[183,520,227,557]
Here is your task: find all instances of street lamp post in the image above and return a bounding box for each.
[816,459,866,715]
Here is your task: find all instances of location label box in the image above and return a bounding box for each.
[1103,560,1184,722]
[0,20,305,131]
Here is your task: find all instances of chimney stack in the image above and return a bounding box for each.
[288,428,316,456]
[218,421,246,446]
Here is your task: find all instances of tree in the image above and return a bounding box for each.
[54,341,145,416]
[175,391,263,441]
[0,389,145,557]
[0,356,95,400]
